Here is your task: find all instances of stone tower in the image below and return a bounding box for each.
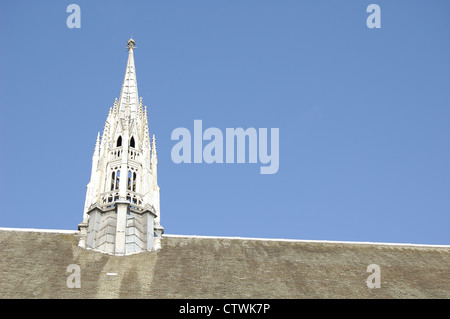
[78,38,163,255]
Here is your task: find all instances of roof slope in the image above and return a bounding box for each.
[0,229,449,298]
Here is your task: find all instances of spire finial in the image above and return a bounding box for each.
[127,38,136,51]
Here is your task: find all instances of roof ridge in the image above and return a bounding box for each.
[162,234,450,248]
[0,227,78,234]
[0,228,448,248]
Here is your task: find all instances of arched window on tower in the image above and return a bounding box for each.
[117,136,122,147]
[110,169,120,191]
[128,170,132,190]
[115,170,120,190]
[130,136,135,148]
[110,171,115,191]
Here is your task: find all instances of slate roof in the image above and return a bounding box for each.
[0,229,449,298]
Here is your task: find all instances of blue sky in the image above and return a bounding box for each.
[0,1,449,245]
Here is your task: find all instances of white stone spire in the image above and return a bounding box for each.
[78,38,163,255]
[118,38,139,120]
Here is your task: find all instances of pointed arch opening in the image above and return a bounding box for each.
[110,171,115,191]
[130,136,135,148]
[115,170,120,190]
[110,168,120,191]
[117,136,122,147]
[128,170,132,190]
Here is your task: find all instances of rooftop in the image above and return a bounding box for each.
[0,228,449,298]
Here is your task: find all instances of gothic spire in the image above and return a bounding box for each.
[79,38,163,255]
[118,38,139,119]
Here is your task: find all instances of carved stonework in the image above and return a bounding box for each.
[78,39,163,255]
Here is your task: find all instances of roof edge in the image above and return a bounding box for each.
[0,227,79,234]
[0,227,448,248]
[162,234,450,248]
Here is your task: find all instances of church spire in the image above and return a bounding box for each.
[78,38,163,255]
[118,38,139,119]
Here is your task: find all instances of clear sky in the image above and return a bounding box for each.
[0,1,449,245]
